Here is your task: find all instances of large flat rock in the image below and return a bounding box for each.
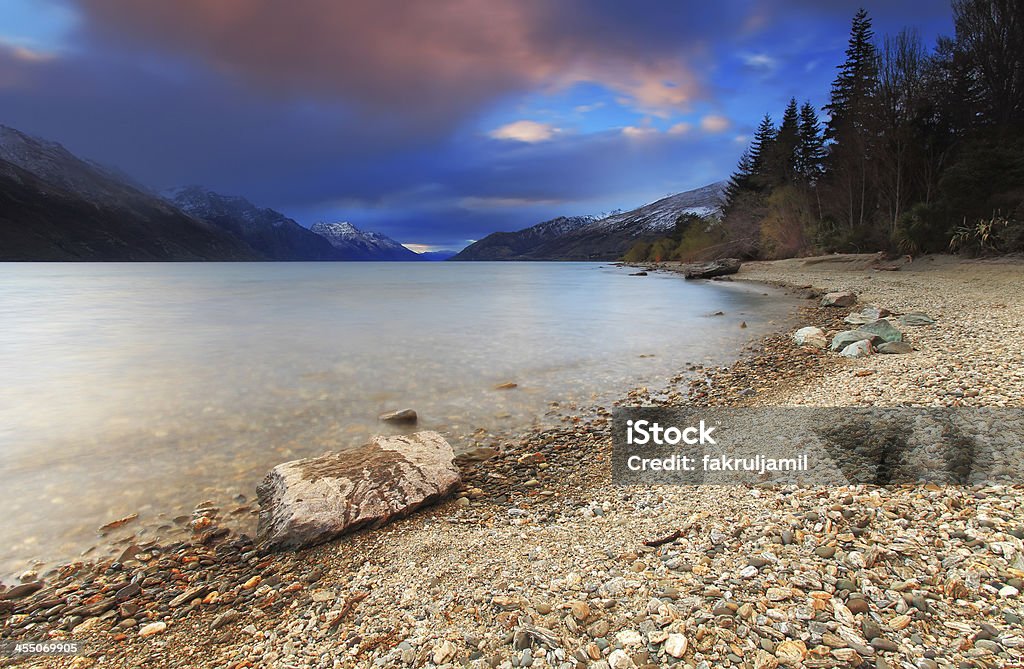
[683,258,741,280]
[256,431,461,550]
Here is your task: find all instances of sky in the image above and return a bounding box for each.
[1,1,953,251]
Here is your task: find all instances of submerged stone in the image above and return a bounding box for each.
[378,408,418,424]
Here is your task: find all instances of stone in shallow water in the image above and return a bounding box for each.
[256,431,461,550]
[0,582,43,600]
[378,408,417,424]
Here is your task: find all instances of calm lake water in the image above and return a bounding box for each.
[0,262,795,578]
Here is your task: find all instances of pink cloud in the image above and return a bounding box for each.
[489,120,559,143]
[700,114,731,133]
[75,0,704,121]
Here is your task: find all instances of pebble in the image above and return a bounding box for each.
[432,640,457,664]
[569,600,590,621]
[211,609,241,630]
[846,597,870,614]
[870,638,898,652]
[664,634,687,658]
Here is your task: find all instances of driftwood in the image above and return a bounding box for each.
[643,529,683,547]
[328,591,369,629]
[683,258,741,280]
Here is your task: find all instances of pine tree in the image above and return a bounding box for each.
[724,149,754,208]
[823,8,880,233]
[825,8,879,140]
[773,98,801,183]
[726,114,777,208]
[797,102,825,181]
[749,114,778,184]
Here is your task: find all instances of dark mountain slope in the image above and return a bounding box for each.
[0,158,260,261]
[168,186,343,261]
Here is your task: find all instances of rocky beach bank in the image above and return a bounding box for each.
[2,254,1022,669]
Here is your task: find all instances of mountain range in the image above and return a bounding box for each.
[309,222,419,261]
[0,126,259,261]
[168,186,343,261]
[452,181,726,261]
[0,125,427,262]
[1,123,726,262]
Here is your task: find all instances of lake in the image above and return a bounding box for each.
[0,262,795,578]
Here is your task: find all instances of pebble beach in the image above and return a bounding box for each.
[2,254,1023,669]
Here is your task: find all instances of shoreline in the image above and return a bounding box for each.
[2,254,1023,668]
[0,260,792,582]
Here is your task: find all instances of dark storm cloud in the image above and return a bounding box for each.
[0,1,954,246]
[72,0,710,122]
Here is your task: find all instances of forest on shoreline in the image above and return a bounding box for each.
[626,0,1023,263]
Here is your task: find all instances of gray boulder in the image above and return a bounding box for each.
[877,341,914,354]
[821,291,857,308]
[841,340,873,358]
[793,326,827,348]
[683,258,741,280]
[256,431,461,550]
[857,318,903,343]
[831,330,879,351]
[898,312,936,327]
[844,305,892,324]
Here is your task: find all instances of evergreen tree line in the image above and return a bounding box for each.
[629,0,1024,262]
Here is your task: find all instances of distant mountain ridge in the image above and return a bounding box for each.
[452,181,727,261]
[451,216,595,261]
[0,126,260,261]
[310,221,420,260]
[168,186,344,261]
[0,124,428,261]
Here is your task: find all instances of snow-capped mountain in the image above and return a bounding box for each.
[168,186,344,261]
[310,222,419,261]
[585,182,726,235]
[0,125,259,261]
[451,215,594,260]
[452,182,727,261]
